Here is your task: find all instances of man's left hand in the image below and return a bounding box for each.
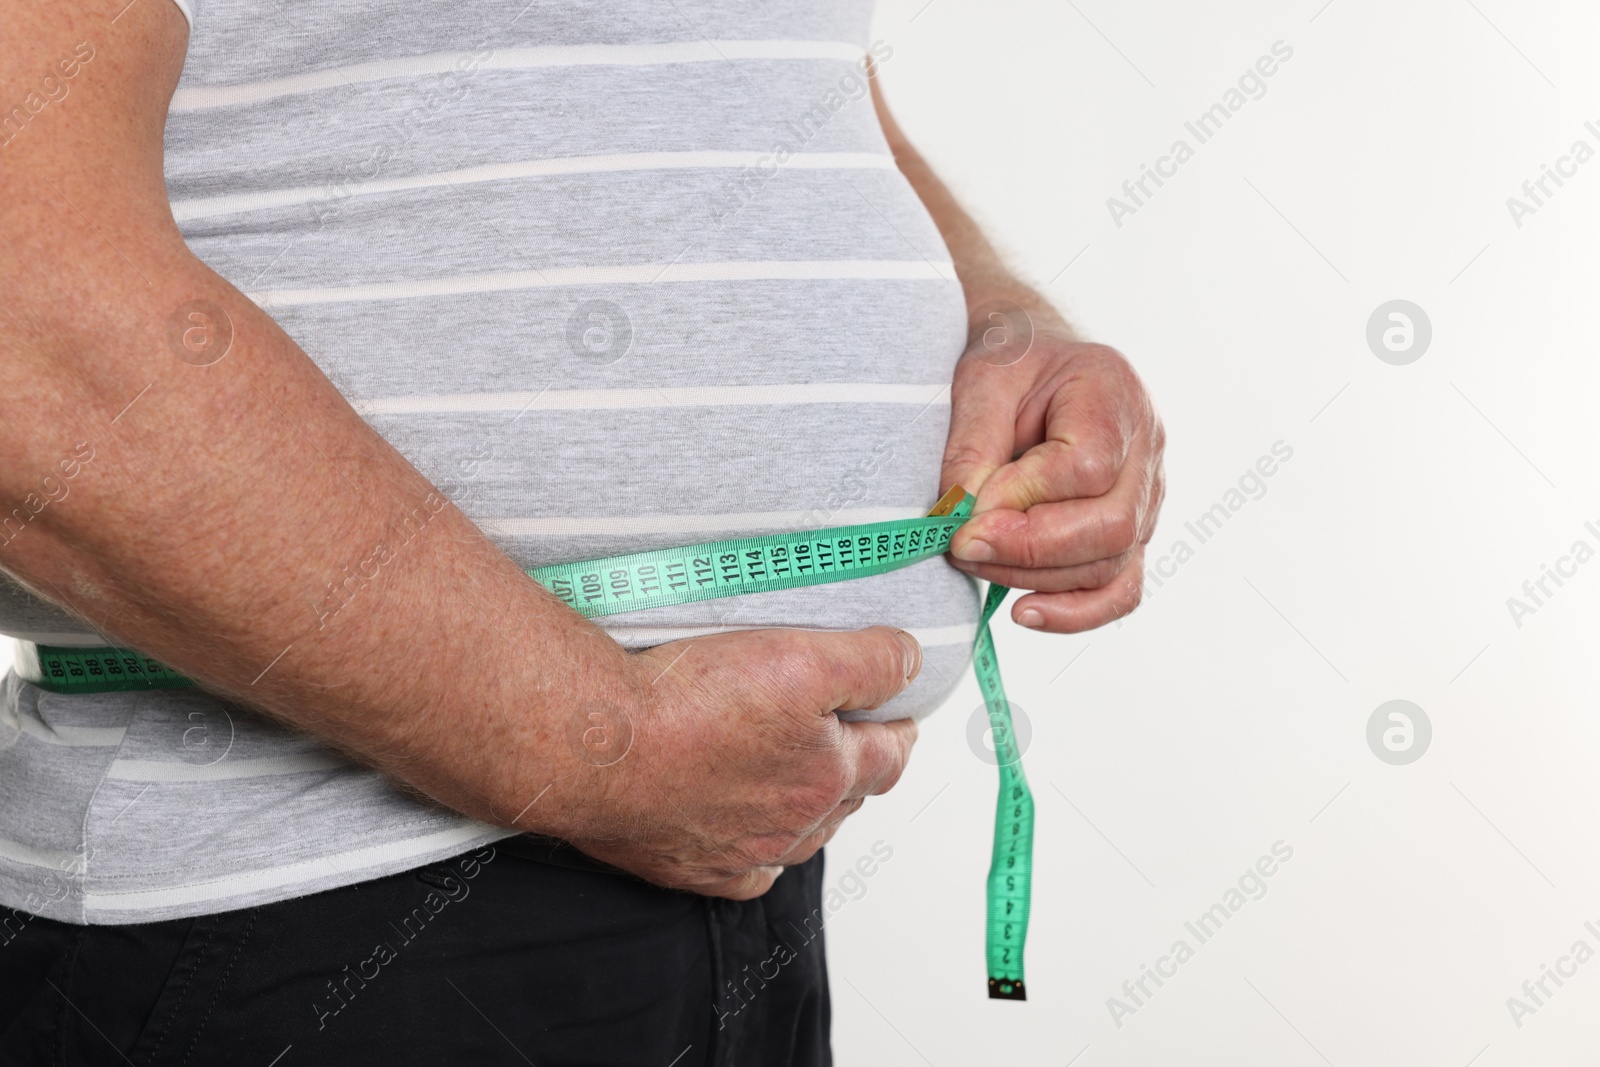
[941,308,1166,634]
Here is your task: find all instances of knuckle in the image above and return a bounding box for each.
[801,764,852,813]
[832,633,904,708]
[778,632,828,680]
[951,352,992,385]
[673,867,726,895]
[1150,418,1168,455]
[869,629,910,689]
[1081,557,1121,589]
[872,757,909,794]
[741,837,792,869]
[1085,342,1139,388]
[766,637,830,706]
[897,718,920,752]
[801,775,847,824]
[1099,509,1138,555]
[849,635,887,688]
[1071,447,1118,496]
[1147,471,1167,528]
[941,440,991,480]
[1081,341,1125,365]
[1012,525,1040,570]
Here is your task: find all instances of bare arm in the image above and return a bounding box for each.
[874,78,1167,633]
[871,81,1072,338]
[1,0,920,898]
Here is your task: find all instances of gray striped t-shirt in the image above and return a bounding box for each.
[0,0,977,924]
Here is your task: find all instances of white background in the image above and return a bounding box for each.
[826,0,1600,1064]
[7,2,1600,1063]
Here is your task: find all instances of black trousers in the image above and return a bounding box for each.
[0,838,831,1066]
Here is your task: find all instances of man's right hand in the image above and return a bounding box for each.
[529,626,922,900]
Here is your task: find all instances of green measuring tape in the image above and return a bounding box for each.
[13,487,1034,999]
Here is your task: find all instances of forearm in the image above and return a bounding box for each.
[0,198,638,835]
[872,81,1075,339]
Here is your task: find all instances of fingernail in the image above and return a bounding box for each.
[894,629,923,682]
[954,539,994,562]
[1017,609,1044,629]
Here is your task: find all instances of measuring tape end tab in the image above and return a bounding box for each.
[987,978,1027,1001]
[927,484,969,517]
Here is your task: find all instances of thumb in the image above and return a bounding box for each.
[797,626,923,714]
[939,362,1017,514]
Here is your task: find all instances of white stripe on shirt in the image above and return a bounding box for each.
[8,716,126,748]
[81,820,510,913]
[478,506,924,538]
[171,40,866,111]
[171,151,896,221]
[106,751,354,782]
[602,622,978,647]
[0,835,85,871]
[247,259,958,308]
[355,383,950,416]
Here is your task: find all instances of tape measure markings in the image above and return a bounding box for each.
[11,487,1033,997]
[534,514,966,619]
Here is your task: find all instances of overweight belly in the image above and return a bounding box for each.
[290,235,979,721]
[158,46,979,718]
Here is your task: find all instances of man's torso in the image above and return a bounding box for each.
[0,0,975,924]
